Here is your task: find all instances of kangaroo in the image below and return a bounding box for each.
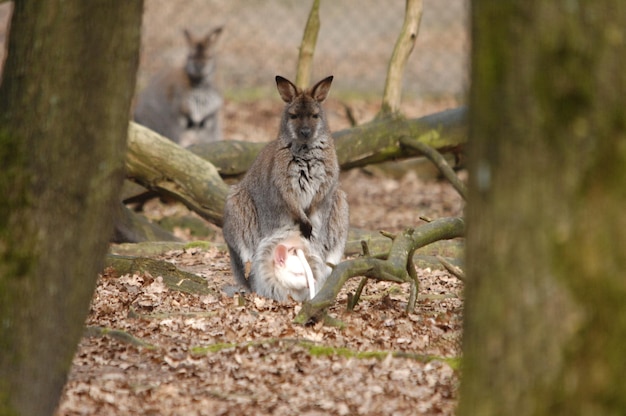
[222,75,349,300]
[249,227,323,302]
[134,27,223,147]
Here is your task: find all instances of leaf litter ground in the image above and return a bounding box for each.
[56,99,465,416]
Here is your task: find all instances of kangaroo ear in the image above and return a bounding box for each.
[205,26,223,46]
[310,75,333,102]
[183,29,194,46]
[276,76,299,103]
[274,244,288,268]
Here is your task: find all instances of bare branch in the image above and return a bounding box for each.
[437,255,465,281]
[380,0,424,117]
[295,0,321,89]
[400,136,468,200]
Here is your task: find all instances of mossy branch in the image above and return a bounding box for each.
[112,202,181,243]
[105,254,216,296]
[295,217,465,324]
[126,122,229,226]
[84,326,156,349]
[191,337,456,365]
[190,107,467,178]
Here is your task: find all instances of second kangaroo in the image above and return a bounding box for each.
[134,27,223,146]
[222,75,349,301]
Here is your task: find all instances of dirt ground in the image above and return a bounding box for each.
[51,1,467,413]
[54,89,465,415]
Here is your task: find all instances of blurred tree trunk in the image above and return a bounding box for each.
[0,2,143,415]
[460,2,626,415]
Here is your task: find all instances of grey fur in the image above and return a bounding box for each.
[222,75,349,300]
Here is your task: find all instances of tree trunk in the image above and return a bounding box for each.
[0,2,143,415]
[459,2,626,415]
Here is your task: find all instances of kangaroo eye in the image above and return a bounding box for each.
[289,114,298,120]
[312,114,319,119]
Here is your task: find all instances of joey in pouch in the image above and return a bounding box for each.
[222,75,349,300]
[249,227,323,302]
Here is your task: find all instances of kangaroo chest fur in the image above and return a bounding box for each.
[284,143,330,209]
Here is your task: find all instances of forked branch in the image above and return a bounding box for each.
[294,217,465,324]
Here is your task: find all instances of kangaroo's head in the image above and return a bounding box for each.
[184,27,223,85]
[276,75,333,144]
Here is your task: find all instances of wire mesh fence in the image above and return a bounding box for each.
[0,1,469,118]
[139,0,469,104]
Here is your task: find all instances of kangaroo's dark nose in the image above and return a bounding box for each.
[300,127,311,139]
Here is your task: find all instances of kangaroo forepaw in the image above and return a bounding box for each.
[299,221,313,239]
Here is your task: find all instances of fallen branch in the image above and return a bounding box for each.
[400,136,467,199]
[128,308,218,320]
[110,241,194,257]
[126,122,229,226]
[295,217,465,324]
[84,326,156,349]
[112,202,181,243]
[335,107,466,170]
[437,255,466,281]
[189,106,467,178]
[108,231,464,272]
[105,254,215,296]
[345,228,464,259]
[191,337,457,365]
